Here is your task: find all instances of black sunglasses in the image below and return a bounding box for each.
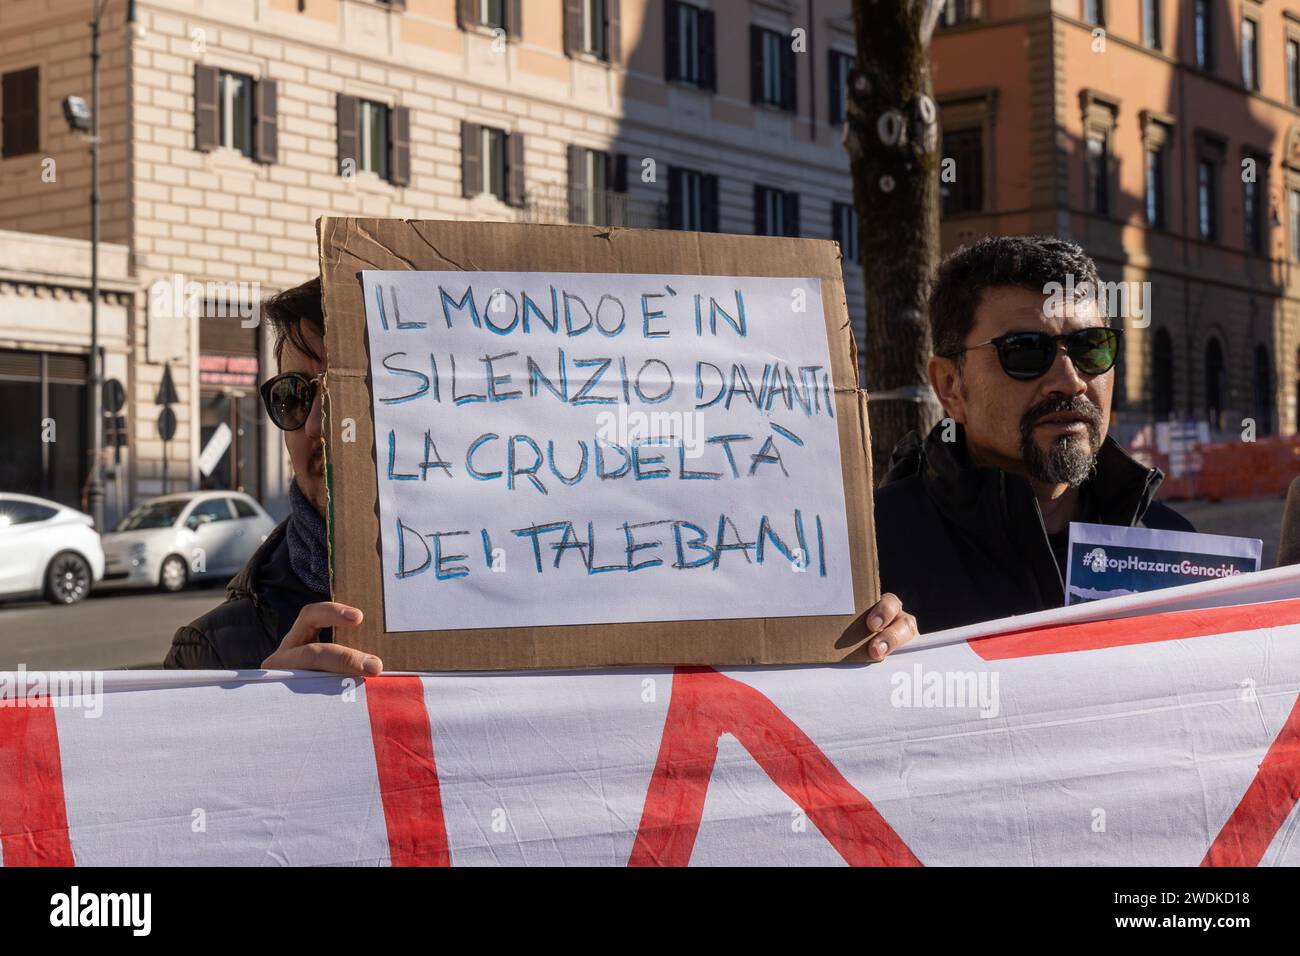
[940,327,1122,380]
[260,371,322,431]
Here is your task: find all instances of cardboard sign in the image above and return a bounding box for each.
[1065,522,1262,605]
[319,218,877,670]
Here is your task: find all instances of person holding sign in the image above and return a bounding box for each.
[165,278,919,671]
[874,236,1193,634]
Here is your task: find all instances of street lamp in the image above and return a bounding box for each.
[62,0,136,532]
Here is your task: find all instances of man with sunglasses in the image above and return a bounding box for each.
[874,235,1192,634]
[165,278,920,671]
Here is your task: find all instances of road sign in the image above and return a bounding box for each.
[103,377,125,414]
[157,406,176,442]
[156,364,178,407]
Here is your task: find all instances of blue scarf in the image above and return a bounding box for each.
[286,479,330,594]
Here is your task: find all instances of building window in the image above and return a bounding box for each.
[667,167,718,232]
[939,0,978,28]
[460,121,523,205]
[1152,328,1174,420]
[1195,0,1213,70]
[1141,0,1160,50]
[1242,17,1259,91]
[1198,158,1218,240]
[832,201,859,264]
[481,126,507,201]
[0,349,87,506]
[828,51,853,125]
[357,100,390,179]
[754,185,799,237]
[1289,39,1300,105]
[1290,189,1300,260]
[568,146,627,226]
[940,127,984,216]
[457,0,523,37]
[665,1,715,89]
[217,71,255,158]
[479,0,505,29]
[1244,173,1264,254]
[751,26,796,112]
[1085,132,1110,216]
[1083,0,1104,28]
[1,67,39,158]
[1145,147,1166,228]
[584,0,609,59]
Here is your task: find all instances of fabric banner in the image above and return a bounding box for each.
[4,569,1300,867]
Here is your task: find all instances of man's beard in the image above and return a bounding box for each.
[1019,396,1103,487]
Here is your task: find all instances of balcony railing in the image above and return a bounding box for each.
[519,184,668,229]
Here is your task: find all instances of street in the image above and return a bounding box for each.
[0,581,226,670]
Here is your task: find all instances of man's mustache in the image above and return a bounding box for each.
[1020,395,1103,434]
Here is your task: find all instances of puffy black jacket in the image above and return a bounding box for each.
[874,423,1194,634]
[163,521,288,669]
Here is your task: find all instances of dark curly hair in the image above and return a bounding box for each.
[263,276,324,367]
[929,235,1105,367]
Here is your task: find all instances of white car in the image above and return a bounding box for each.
[101,491,277,592]
[0,493,105,605]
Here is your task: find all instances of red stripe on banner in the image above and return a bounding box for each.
[629,666,921,867]
[967,596,1300,661]
[365,676,450,867]
[0,698,75,867]
[1202,691,1300,867]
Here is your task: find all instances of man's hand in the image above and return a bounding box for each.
[864,593,918,661]
[260,602,383,677]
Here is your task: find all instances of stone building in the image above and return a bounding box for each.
[0,0,864,521]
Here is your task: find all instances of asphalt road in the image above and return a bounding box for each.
[0,582,227,670]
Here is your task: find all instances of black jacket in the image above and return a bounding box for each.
[874,424,1193,634]
[164,520,318,669]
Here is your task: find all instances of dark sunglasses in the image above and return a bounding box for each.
[940,327,1122,380]
[259,371,322,431]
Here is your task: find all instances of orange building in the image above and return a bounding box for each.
[933,0,1300,441]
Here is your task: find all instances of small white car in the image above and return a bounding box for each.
[101,491,277,592]
[0,493,105,605]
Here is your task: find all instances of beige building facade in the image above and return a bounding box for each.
[0,0,864,522]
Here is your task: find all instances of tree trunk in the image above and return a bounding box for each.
[845,0,945,485]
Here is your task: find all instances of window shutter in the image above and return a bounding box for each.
[456,0,475,29]
[667,167,682,229]
[388,105,411,186]
[664,1,680,82]
[336,94,358,176]
[1,67,39,157]
[784,191,800,236]
[254,78,278,164]
[754,184,767,234]
[699,9,717,91]
[750,26,763,103]
[828,53,843,124]
[563,0,582,56]
[507,0,523,39]
[607,0,622,62]
[568,144,587,222]
[194,64,219,152]
[832,203,844,249]
[461,121,481,197]
[506,132,525,207]
[781,40,797,112]
[611,152,628,193]
[702,174,720,232]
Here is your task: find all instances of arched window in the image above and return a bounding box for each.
[1151,327,1174,420]
[1205,337,1226,430]
[1254,345,1273,436]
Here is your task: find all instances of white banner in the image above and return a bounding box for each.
[3,570,1300,866]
